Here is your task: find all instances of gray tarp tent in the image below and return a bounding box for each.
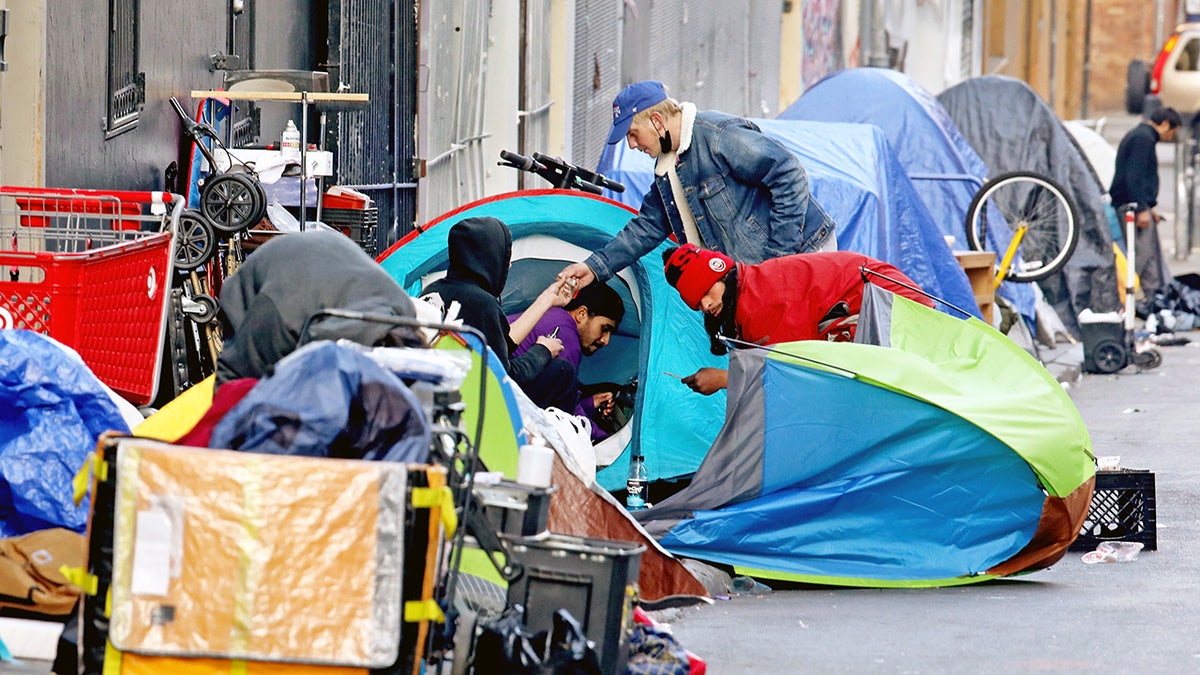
[937,75,1120,337]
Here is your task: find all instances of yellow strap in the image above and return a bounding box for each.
[102,640,123,675]
[404,599,445,624]
[60,566,99,595]
[411,486,457,537]
[73,453,109,505]
[230,660,248,675]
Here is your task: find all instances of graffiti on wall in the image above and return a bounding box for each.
[802,0,843,90]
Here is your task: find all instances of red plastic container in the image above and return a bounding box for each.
[323,188,370,210]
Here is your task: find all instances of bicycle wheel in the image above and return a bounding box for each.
[964,171,1080,283]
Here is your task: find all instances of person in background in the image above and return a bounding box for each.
[559,80,837,290]
[420,216,577,409]
[510,283,626,440]
[1109,106,1182,298]
[662,243,933,395]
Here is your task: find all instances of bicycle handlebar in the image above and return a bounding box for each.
[498,149,543,173]
[534,152,626,194]
[497,149,625,195]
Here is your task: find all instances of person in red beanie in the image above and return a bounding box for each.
[662,243,935,394]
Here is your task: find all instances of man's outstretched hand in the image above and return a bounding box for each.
[682,367,728,395]
[558,262,596,290]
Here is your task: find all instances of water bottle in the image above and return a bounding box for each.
[280,120,301,160]
[626,454,648,510]
[516,433,554,488]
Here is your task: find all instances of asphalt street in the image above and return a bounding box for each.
[662,116,1200,673]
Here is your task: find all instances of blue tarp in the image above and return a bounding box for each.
[210,341,432,463]
[0,330,131,537]
[779,67,1036,321]
[596,118,981,319]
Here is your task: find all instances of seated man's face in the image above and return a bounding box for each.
[577,312,619,355]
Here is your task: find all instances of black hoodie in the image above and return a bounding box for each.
[421,217,552,385]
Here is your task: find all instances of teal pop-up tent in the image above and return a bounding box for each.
[636,287,1096,587]
[377,190,727,489]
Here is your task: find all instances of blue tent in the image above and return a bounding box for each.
[596,119,981,319]
[377,190,728,489]
[779,67,1036,322]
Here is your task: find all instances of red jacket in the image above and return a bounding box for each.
[733,252,934,344]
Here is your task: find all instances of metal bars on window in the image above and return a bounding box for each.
[229,0,258,147]
[106,0,142,137]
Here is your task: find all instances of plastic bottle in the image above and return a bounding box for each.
[516,433,554,488]
[280,120,301,160]
[626,455,648,510]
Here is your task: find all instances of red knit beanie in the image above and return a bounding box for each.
[663,243,733,309]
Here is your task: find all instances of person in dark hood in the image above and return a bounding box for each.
[421,216,578,409]
[216,230,423,387]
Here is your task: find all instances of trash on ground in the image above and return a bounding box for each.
[730,576,773,595]
[1081,541,1144,564]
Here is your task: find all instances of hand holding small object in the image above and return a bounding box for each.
[535,334,564,357]
[558,262,596,290]
[681,367,729,395]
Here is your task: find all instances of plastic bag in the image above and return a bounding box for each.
[627,624,691,675]
[468,605,600,674]
[1081,540,1145,564]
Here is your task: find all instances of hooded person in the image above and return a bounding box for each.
[662,243,935,394]
[216,229,423,387]
[420,216,579,409]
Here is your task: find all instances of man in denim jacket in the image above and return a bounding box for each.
[561,80,837,288]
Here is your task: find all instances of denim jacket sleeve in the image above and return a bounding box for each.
[584,180,673,282]
[715,124,810,245]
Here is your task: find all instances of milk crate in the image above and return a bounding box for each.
[1070,469,1157,551]
[304,206,378,256]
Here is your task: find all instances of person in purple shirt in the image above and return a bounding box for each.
[510,283,626,440]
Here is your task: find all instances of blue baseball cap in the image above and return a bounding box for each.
[607,81,668,145]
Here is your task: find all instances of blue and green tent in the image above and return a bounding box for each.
[636,286,1096,587]
[377,190,728,490]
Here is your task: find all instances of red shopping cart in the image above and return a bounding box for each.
[0,187,182,406]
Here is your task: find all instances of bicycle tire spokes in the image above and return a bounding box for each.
[965,171,1080,283]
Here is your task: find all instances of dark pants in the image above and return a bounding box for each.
[522,358,579,411]
[1118,205,1168,299]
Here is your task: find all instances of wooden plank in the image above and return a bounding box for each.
[954,250,997,325]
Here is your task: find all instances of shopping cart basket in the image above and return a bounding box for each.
[0,187,181,406]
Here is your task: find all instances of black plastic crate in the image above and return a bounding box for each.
[505,534,644,675]
[474,480,554,538]
[1070,469,1156,551]
[303,206,378,256]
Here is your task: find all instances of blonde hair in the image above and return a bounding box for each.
[632,97,682,124]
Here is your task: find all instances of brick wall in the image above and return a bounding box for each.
[1088,0,1181,115]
